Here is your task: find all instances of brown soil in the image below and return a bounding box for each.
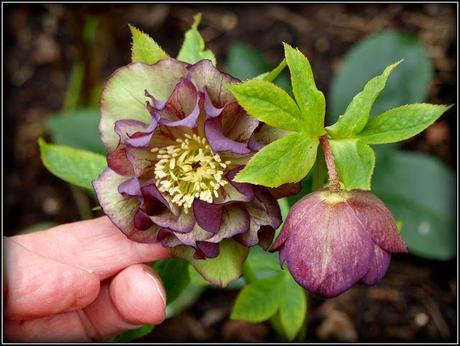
[3,3,457,342]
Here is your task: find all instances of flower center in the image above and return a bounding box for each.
[153,134,229,211]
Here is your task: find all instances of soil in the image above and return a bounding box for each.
[3,3,457,342]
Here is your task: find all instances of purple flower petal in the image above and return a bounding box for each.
[145,89,167,110]
[238,188,281,248]
[276,196,375,298]
[203,88,224,117]
[196,241,220,258]
[226,168,254,201]
[221,102,259,142]
[151,210,195,233]
[360,246,391,285]
[187,59,239,106]
[206,204,250,243]
[193,199,223,234]
[118,177,141,198]
[125,146,157,178]
[205,117,251,154]
[141,184,170,216]
[126,118,158,147]
[159,98,200,128]
[114,117,158,148]
[268,182,302,199]
[93,168,140,236]
[248,135,263,151]
[107,144,134,176]
[134,209,154,230]
[213,177,254,204]
[114,119,148,142]
[159,78,201,128]
[346,190,408,253]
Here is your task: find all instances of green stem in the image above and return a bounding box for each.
[319,135,340,193]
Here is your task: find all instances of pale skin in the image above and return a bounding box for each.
[4,216,172,342]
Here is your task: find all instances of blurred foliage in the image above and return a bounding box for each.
[224,41,291,92]
[111,324,154,343]
[38,138,106,191]
[373,150,456,260]
[329,31,433,123]
[152,258,190,304]
[45,109,106,154]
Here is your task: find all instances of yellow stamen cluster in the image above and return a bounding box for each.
[153,134,230,212]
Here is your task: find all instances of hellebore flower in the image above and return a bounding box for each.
[93,58,285,259]
[270,189,408,298]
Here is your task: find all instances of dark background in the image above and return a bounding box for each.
[3,3,457,342]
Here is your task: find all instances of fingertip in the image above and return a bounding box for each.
[109,264,167,325]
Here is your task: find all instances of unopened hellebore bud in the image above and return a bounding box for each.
[270,189,408,298]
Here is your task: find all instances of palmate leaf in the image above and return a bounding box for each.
[227,43,325,188]
[231,271,306,341]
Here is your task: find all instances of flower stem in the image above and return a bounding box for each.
[319,135,340,193]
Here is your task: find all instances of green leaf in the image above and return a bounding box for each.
[152,258,190,304]
[231,272,306,341]
[112,324,154,342]
[373,151,455,260]
[172,239,248,287]
[279,273,307,341]
[177,13,216,65]
[129,24,169,64]
[38,138,107,190]
[327,61,402,138]
[234,133,318,188]
[329,31,433,123]
[231,273,285,322]
[329,139,375,190]
[359,104,451,144]
[284,43,325,136]
[247,245,280,273]
[227,80,303,131]
[45,108,106,154]
[257,59,287,83]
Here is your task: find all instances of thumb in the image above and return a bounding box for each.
[4,238,100,320]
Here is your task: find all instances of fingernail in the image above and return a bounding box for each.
[143,270,167,307]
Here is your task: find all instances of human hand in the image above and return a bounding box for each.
[4,216,171,342]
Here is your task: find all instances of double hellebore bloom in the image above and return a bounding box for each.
[93,59,282,259]
[270,137,408,298]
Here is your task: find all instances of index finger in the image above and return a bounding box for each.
[11,217,171,280]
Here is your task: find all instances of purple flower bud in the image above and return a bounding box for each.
[270,189,408,298]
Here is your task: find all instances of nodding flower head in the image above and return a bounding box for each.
[93,58,294,259]
[270,189,408,298]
